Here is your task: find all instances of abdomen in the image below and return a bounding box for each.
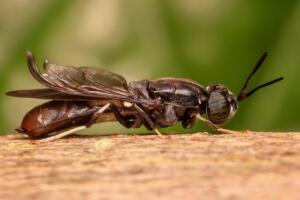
[18,101,94,138]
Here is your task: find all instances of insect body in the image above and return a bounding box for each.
[7,51,283,140]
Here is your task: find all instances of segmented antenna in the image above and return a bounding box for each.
[237,52,284,101]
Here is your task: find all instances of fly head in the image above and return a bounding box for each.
[204,52,284,126]
[205,84,238,125]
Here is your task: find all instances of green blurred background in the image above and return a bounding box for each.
[0,0,299,135]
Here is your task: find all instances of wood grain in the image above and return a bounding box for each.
[0,132,300,200]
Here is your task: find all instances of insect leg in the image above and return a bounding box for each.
[40,103,111,142]
[134,104,163,137]
[154,129,163,137]
[181,109,197,129]
[110,106,142,128]
[196,115,239,134]
[39,126,87,142]
[85,103,111,127]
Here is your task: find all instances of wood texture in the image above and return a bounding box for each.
[0,132,300,200]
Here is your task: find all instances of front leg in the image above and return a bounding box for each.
[196,115,239,134]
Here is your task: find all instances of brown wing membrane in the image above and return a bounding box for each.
[25,51,133,101]
[79,66,128,89]
[6,88,100,100]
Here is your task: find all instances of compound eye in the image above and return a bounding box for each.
[207,91,231,125]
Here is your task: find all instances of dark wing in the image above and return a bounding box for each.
[20,51,135,101]
[79,66,128,89]
[6,88,100,100]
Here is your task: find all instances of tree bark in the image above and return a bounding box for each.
[0,132,300,200]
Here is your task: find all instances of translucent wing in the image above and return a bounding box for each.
[26,51,133,101]
[79,66,128,89]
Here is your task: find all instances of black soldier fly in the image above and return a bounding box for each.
[6,51,283,141]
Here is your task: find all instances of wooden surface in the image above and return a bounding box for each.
[0,132,300,200]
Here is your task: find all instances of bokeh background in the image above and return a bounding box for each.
[0,0,299,135]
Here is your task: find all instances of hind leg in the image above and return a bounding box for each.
[39,103,111,142]
[39,126,87,142]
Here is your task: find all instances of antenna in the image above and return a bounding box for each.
[237,52,284,101]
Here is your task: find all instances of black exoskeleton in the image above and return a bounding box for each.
[6,51,283,141]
